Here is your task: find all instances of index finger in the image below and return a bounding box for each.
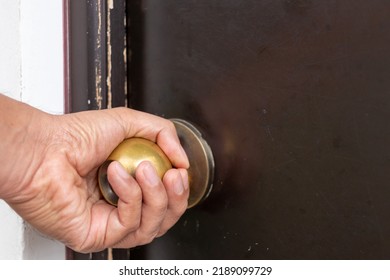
[113,108,190,169]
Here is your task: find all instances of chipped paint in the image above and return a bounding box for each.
[123,10,128,107]
[106,0,113,109]
[94,0,103,109]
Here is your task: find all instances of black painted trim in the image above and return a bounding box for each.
[66,0,128,260]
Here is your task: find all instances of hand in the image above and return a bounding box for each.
[0,95,189,253]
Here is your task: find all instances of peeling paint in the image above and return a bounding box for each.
[95,0,103,110]
[123,9,128,107]
[108,0,114,9]
[106,0,113,109]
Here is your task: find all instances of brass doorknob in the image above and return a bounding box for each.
[98,119,214,208]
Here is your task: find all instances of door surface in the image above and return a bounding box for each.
[127,0,390,259]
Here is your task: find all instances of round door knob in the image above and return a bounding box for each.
[98,119,214,208]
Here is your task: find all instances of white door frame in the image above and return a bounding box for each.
[0,0,65,260]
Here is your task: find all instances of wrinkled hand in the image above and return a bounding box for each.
[2,103,189,253]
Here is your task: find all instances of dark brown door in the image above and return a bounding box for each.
[127,0,390,259]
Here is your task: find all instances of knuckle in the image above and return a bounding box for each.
[127,219,141,232]
[157,229,168,238]
[143,236,155,245]
[167,120,176,130]
[146,188,168,212]
[137,232,157,246]
[153,200,168,214]
[164,120,176,134]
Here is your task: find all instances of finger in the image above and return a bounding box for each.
[157,168,189,237]
[156,122,190,169]
[134,112,189,169]
[133,161,168,245]
[110,108,190,169]
[104,161,142,244]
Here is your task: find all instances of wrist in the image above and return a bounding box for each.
[0,95,52,202]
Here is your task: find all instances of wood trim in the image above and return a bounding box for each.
[66,0,128,259]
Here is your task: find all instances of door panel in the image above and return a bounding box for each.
[128,0,390,259]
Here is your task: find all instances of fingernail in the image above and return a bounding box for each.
[114,161,130,180]
[179,169,189,191]
[142,162,160,186]
[174,172,185,195]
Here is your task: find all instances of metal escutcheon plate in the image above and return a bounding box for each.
[171,119,215,208]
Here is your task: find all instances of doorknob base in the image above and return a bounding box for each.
[171,119,215,208]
